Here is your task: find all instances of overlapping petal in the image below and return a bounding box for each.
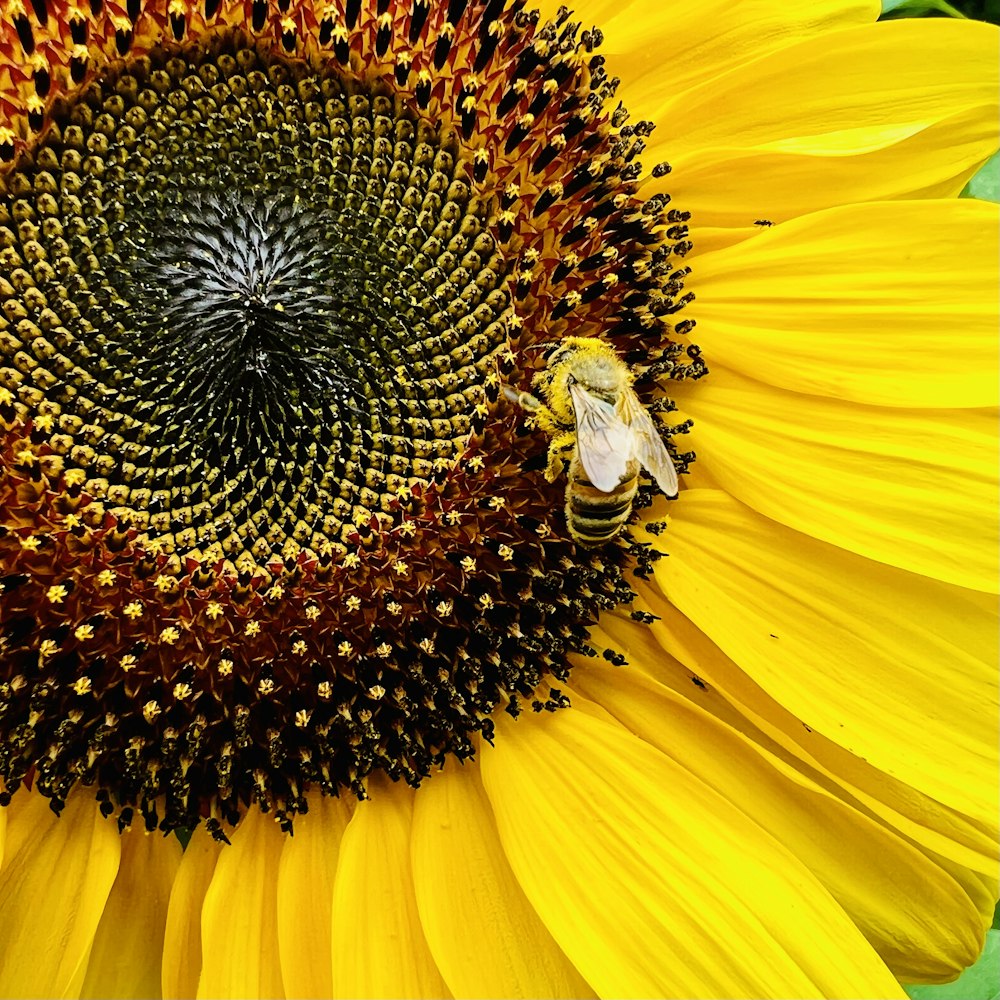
[0,791,120,999]
[665,106,996,235]
[673,364,997,591]
[605,590,998,901]
[411,758,594,998]
[161,827,225,999]
[331,784,451,999]
[571,656,989,981]
[648,19,998,156]
[197,809,286,999]
[481,702,905,999]
[546,0,877,119]
[656,490,998,825]
[80,828,182,999]
[276,796,353,999]
[684,199,999,408]
[596,594,998,879]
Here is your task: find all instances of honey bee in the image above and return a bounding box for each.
[506,337,678,545]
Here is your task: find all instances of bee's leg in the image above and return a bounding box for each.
[502,385,545,412]
[544,431,576,482]
[502,386,565,438]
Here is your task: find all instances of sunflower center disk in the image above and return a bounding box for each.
[126,191,368,446]
[64,43,508,560]
[0,10,701,836]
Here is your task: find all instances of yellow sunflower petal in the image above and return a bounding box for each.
[686,199,999,408]
[331,784,451,999]
[656,490,998,824]
[411,758,595,999]
[672,364,996,592]
[618,587,998,881]
[571,659,989,981]
[80,828,182,999]
[618,603,1000,973]
[0,790,120,999]
[161,826,224,1000]
[276,795,353,1000]
[670,104,995,236]
[197,810,285,999]
[544,0,876,123]
[649,19,998,160]
[480,704,904,998]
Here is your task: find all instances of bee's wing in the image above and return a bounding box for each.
[569,381,633,492]
[618,389,679,498]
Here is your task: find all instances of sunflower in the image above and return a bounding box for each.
[0,0,996,996]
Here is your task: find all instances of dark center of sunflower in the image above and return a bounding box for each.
[0,8,702,839]
[124,191,368,445]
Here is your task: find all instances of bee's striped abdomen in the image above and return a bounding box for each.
[565,457,640,545]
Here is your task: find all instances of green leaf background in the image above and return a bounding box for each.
[961,149,1000,202]
[904,925,1000,1000]
[881,0,1000,22]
